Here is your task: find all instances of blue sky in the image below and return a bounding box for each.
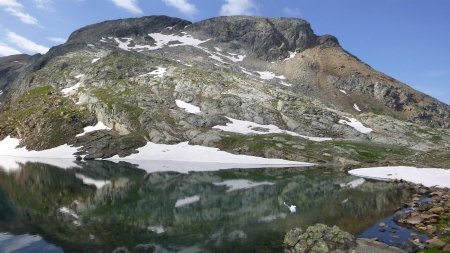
[0,0,449,104]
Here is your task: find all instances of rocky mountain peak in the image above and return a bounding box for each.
[64,15,338,61]
[189,15,339,60]
[67,15,191,44]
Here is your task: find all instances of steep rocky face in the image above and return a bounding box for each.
[188,16,333,61]
[0,15,449,166]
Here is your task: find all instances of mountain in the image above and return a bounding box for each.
[0,15,449,168]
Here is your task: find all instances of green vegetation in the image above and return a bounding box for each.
[0,85,93,149]
[217,133,414,164]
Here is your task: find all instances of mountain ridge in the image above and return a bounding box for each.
[0,15,449,168]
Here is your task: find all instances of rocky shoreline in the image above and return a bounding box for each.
[284,181,450,253]
[393,184,450,252]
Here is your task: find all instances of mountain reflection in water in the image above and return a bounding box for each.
[0,158,411,253]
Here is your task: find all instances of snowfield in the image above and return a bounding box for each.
[339,117,373,134]
[0,136,79,159]
[108,141,312,167]
[213,117,332,142]
[349,166,450,188]
[0,135,312,174]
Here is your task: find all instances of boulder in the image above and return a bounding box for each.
[284,224,406,253]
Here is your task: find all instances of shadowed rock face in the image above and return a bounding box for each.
[0,54,31,95]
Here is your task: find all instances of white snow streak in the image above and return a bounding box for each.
[353,103,362,112]
[213,179,274,192]
[213,117,332,142]
[175,195,200,207]
[256,71,286,80]
[76,122,111,137]
[75,173,111,189]
[175,100,201,114]
[339,117,373,134]
[139,67,167,78]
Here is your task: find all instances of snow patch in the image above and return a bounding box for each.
[213,179,274,192]
[61,82,81,96]
[175,195,200,207]
[74,74,84,79]
[339,89,347,95]
[353,103,362,112]
[91,58,100,63]
[58,207,79,220]
[148,226,165,234]
[256,71,286,80]
[284,51,297,61]
[75,173,111,189]
[0,156,79,172]
[76,122,111,137]
[139,67,167,78]
[175,100,201,114]
[0,136,78,159]
[280,81,293,87]
[339,117,373,134]
[107,141,312,173]
[349,166,450,188]
[340,178,365,188]
[213,117,332,142]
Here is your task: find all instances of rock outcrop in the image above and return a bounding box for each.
[284,224,406,253]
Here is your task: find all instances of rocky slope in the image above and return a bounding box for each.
[0,15,449,168]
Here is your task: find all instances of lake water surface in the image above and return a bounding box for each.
[0,158,411,252]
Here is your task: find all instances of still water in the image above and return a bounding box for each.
[0,158,411,252]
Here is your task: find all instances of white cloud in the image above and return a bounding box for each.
[33,0,53,10]
[110,0,142,14]
[47,37,66,44]
[282,7,301,17]
[0,0,40,26]
[220,0,257,16]
[0,44,21,56]
[7,32,49,54]
[162,0,197,15]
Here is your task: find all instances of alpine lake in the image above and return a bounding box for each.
[0,157,414,253]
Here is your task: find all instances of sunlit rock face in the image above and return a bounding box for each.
[0,160,411,252]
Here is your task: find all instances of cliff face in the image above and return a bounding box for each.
[0,15,448,167]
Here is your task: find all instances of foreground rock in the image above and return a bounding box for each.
[284,224,406,253]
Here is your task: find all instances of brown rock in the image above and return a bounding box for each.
[429,218,438,224]
[405,216,422,225]
[426,237,446,249]
[425,225,436,234]
[429,207,445,214]
[443,244,450,252]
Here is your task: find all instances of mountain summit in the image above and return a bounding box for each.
[0,15,449,168]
